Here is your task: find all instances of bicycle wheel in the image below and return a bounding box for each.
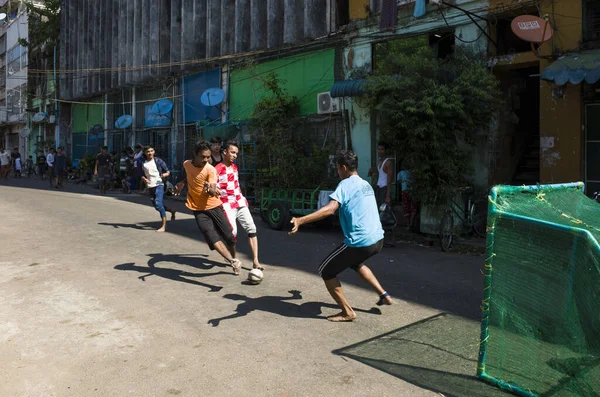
[470,199,488,238]
[439,210,454,252]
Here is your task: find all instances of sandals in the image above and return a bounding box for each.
[253,264,265,271]
[377,292,392,306]
[230,259,242,275]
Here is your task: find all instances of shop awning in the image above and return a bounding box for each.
[330,80,367,98]
[540,49,600,85]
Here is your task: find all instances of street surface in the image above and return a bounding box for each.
[0,178,499,397]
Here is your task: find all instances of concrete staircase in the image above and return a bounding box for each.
[512,134,540,186]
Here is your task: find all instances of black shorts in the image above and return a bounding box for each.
[193,206,236,250]
[318,239,384,280]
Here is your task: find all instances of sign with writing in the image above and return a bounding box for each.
[511,15,553,43]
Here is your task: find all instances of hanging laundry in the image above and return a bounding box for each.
[413,0,426,18]
[380,0,398,30]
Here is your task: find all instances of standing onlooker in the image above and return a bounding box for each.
[121,147,136,193]
[133,143,145,191]
[14,155,22,178]
[54,146,67,188]
[397,167,418,231]
[36,151,47,180]
[209,136,223,166]
[375,142,393,208]
[11,148,21,177]
[0,147,11,179]
[25,156,34,178]
[215,140,264,270]
[94,146,112,195]
[141,145,176,232]
[46,147,56,187]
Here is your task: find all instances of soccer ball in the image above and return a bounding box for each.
[247,269,263,285]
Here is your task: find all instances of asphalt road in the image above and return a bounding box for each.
[0,178,494,397]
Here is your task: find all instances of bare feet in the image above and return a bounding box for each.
[376,292,393,306]
[253,262,265,270]
[230,259,242,275]
[170,210,176,221]
[156,226,166,233]
[327,311,357,322]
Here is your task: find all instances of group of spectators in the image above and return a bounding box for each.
[0,146,67,188]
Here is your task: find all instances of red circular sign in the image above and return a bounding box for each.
[511,15,553,43]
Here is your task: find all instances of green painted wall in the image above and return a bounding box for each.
[72,100,104,133]
[229,49,335,117]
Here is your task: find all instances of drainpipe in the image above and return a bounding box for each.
[104,94,108,147]
[131,87,136,147]
[53,45,58,149]
[182,75,186,164]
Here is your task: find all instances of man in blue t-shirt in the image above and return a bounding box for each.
[289,150,393,322]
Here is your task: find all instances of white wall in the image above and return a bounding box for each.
[343,43,373,179]
[6,12,27,92]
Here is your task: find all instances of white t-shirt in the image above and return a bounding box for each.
[143,159,163,188]
[0,151,10,166]
[46,153,55,167]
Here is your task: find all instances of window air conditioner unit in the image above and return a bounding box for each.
[317,92,340,114]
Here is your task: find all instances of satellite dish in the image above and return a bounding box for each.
[19,127,30,138]
[511,15,553,43]
[115,115,133,129]
[200,88,225,107]
[32,112,47,123]
[90,124,104,135]
[151,99,173,116]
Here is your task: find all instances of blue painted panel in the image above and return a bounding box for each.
[145,105,172,127]
[72,132,105,162]
[181,69,222,122]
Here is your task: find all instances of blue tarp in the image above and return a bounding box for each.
[540,49,600,85]
[181,69,221,122]
[330,79,367,98]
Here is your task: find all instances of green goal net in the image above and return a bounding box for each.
[478,182,600,397]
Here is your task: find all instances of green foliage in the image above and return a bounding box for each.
[366,38,501,204]
[251,72,330,189]
[33,140,55,154]
[77,153,97,176]
[19,0,60,49]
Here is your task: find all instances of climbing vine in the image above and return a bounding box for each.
[18,0,60,49]
[365,37,502,204]
[250,71,330,189]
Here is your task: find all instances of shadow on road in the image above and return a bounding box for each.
[8,178,485,321]
[333,313,513,397]
[98,222,157,230]
[114,253,240,292]
[207,290,382,327]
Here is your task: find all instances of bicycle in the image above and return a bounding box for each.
[439,187,488,252]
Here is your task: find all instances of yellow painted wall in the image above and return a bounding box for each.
[489,0,583,184]
[539,77,582,183]
[538,1,583,183]
[350,0,369,20]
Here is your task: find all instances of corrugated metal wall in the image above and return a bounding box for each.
[60,0,331,101]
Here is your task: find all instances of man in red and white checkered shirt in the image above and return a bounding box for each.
[215,140,264,270]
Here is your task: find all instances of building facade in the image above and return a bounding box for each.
[0,8,27,152]
[58,1,597,203]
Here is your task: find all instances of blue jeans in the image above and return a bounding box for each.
[149,185,168,218]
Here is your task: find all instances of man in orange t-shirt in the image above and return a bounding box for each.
[174,141,242,275]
